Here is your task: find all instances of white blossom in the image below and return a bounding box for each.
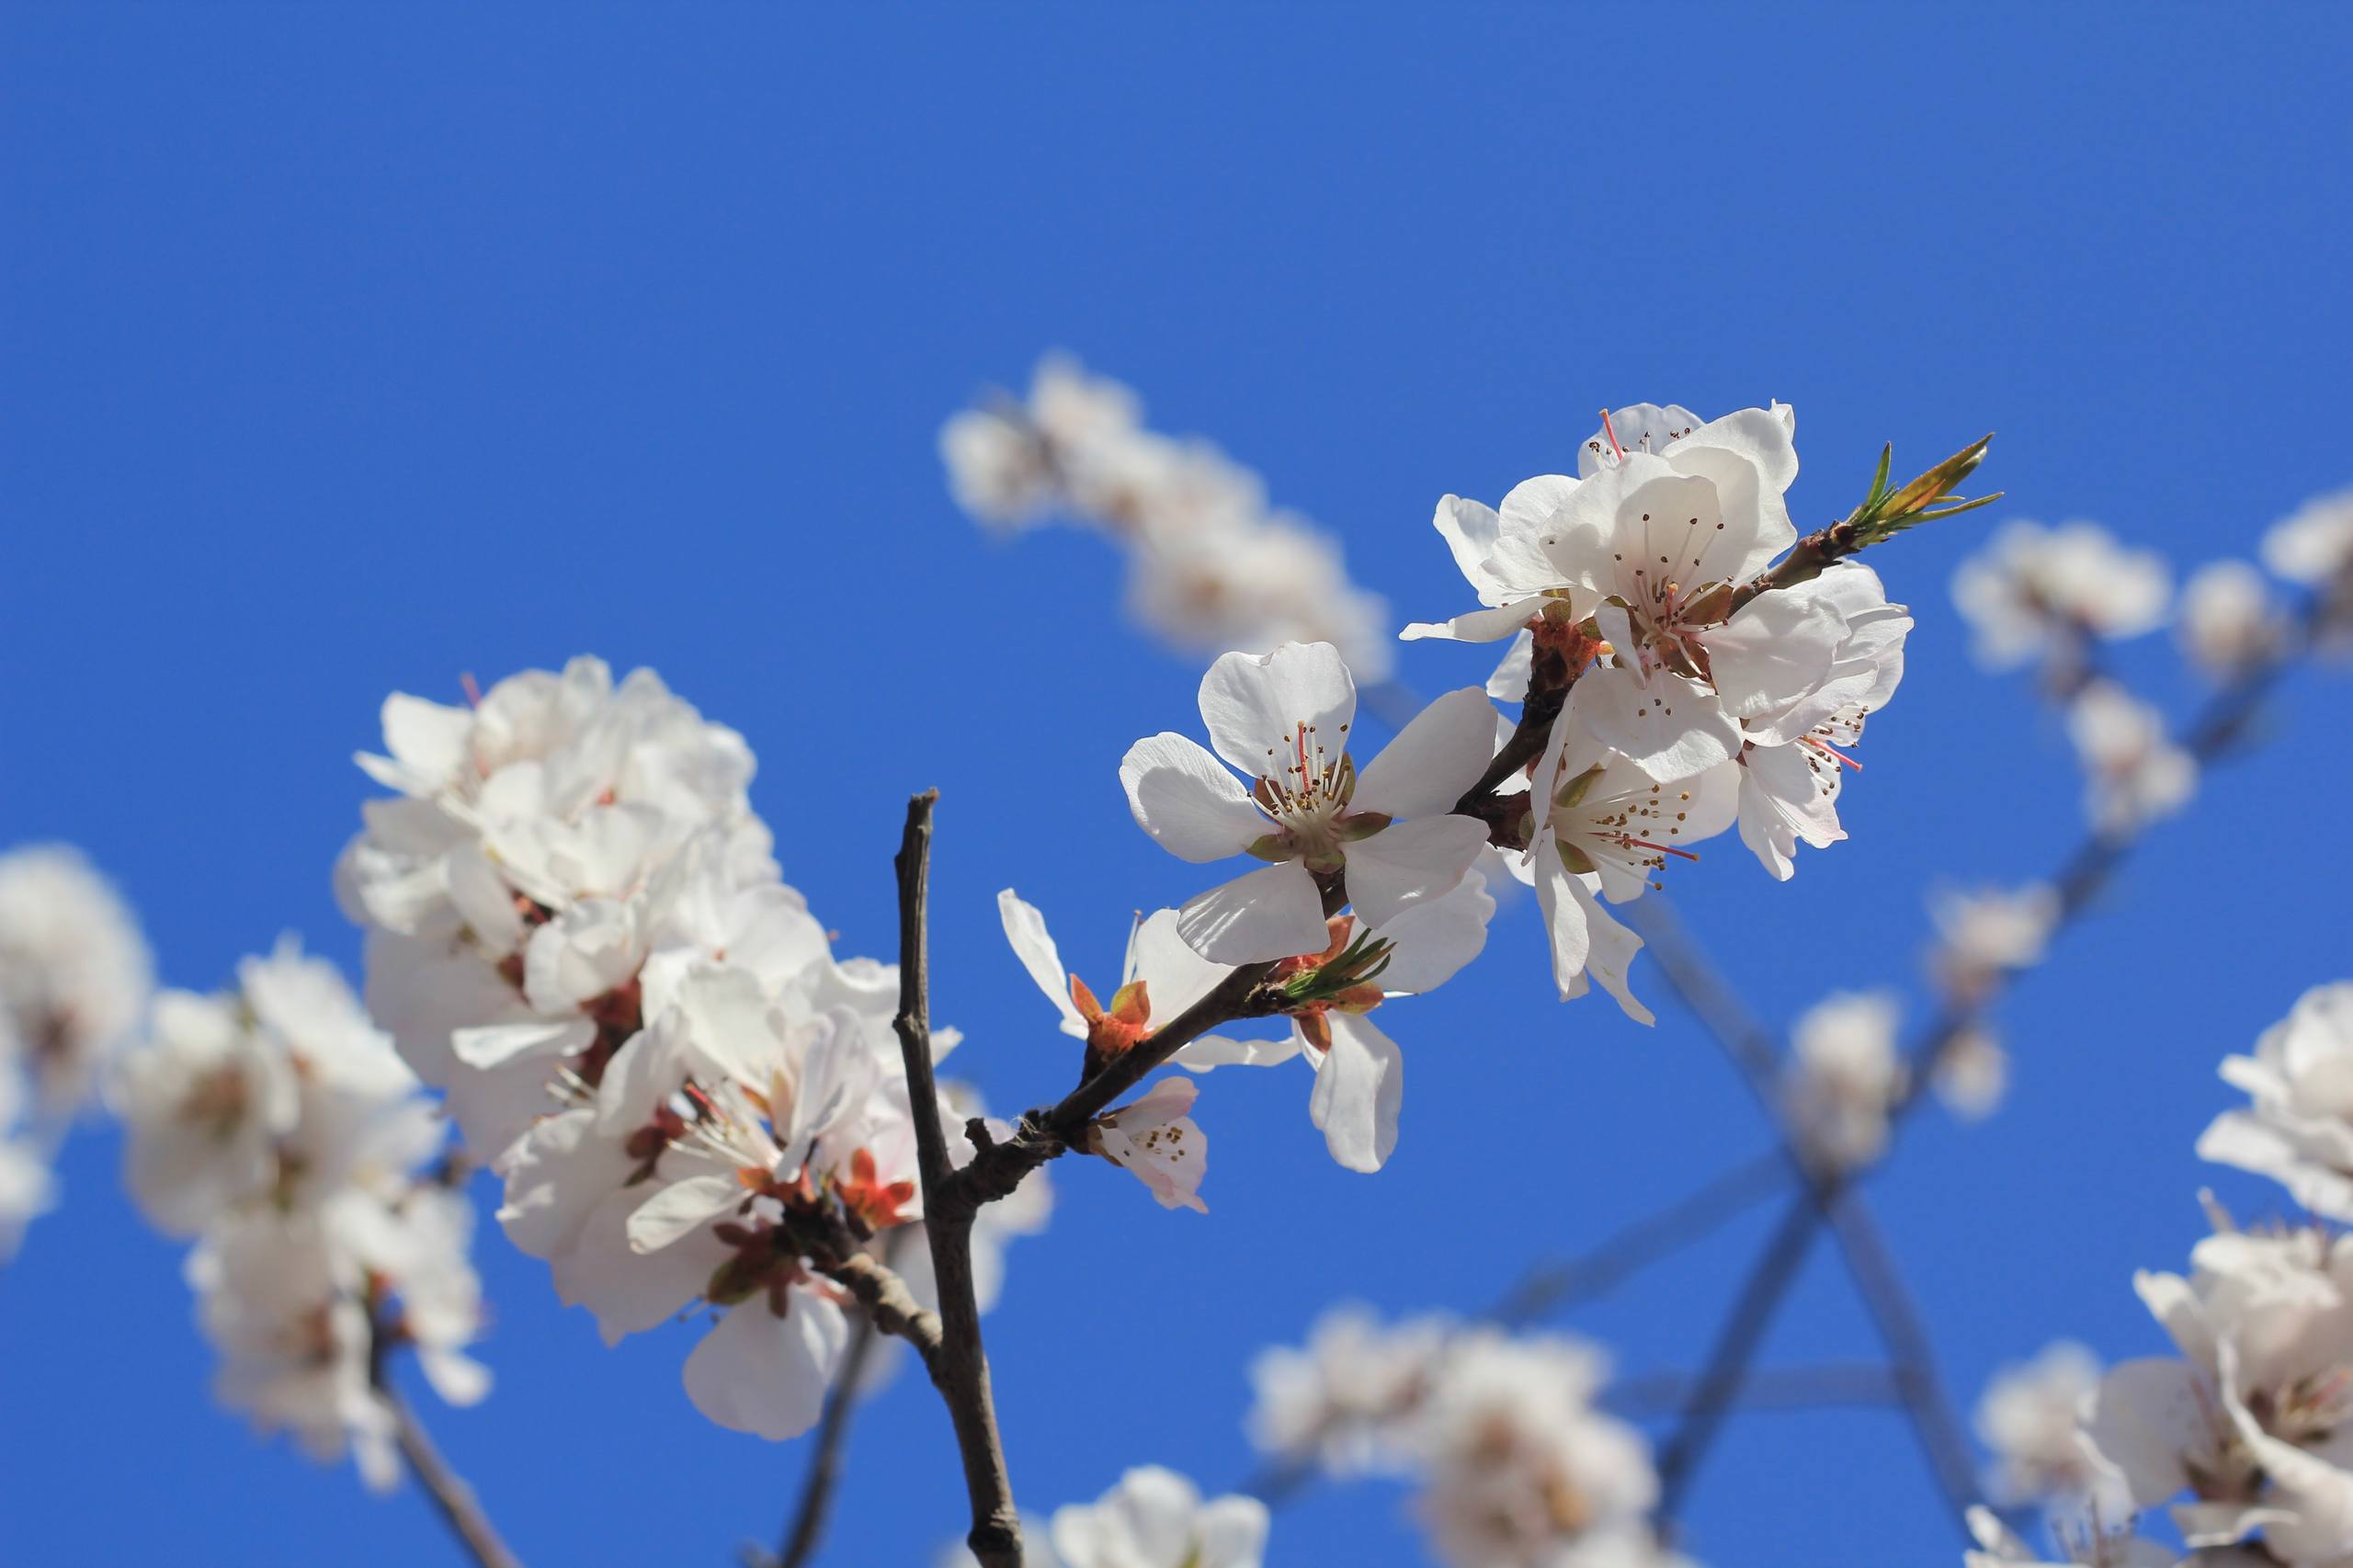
[1951,519,2172,674]
[1046,1465,1268,1568]
[2177,561,2284,677]
[2198,983,2353,1219]
[0,1066,56,1260]
[2066,681,2197,833]
[1120,642,1494,964]
[1785,991,1904,1171]
[1974,1341,2119,1507]
[1247,1304,1454,1477]
[0,843,153,1116]
[2264,488,2353,589]
[1935,1026,2012,1121]
[1928,883,2061,1005]
[1085,1077,1210,1213]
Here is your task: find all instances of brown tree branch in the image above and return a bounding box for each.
[774,1234,915,1568]
[1650,590,2327,1523]
[365,1313,523,1568]
[888,791,1025,1567]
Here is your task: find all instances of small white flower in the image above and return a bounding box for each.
[1927,883,2060,1004]
[2264,487,2353,589]
[1935,1026,2011,1122]
[2066,681,2197,833]
[2177,560,2284,677]
[1120,642,1494,964]
[1047,1466,1268,1568]
[1247,1305,1455,1477]
[1785,991,1904,1171]
[1974,1341,2116,1507]
[1086,1078,1210,1214]
[1951,519,2172,674]
[2198,982,2353,1218]
[0,843,153,1116]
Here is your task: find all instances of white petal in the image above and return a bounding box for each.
[1399,600,1546,644]
[1176,861,1329,964]
[1196,642,1358,778]
[450,1017,594,1072]
[626,1174,745,1254]
[1370,872,1495,994]
[681,1285,850,1441]
[1120,733,1267,864]
[1127,907,1234,1020]
[998,890,1086,1037]
[1354,687,1498,818]
[1573,665,1741,782]
[1704,588,1847,722]
[1174,1033,1302,1071]
[1342,815,1488,930]
[1310,1013,1404,1172]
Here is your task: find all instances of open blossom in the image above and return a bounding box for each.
[2178,561,2284,677]
[1974,1341,2120,1508]
[1045,1466,1268,1568]
[2198,983,2353,1218]
[2066,681,2197,833]
[1247,1305,1455,1477]
[1928,882,2060,1004]
[1086,1076,1210,1213]
[1120,642,1495,964]
[1785,990,1904,1171]
[1731,563,1912,881]
[2081,1223,2353,1562]
[0,843,153,1116]
[1416,1329,1674,1568]
[120,938,433,1237]
[1951,519,2172,675]
[1935,1025,2012,1121]
[1518,686,1742,1023]
[942,355,1392,677]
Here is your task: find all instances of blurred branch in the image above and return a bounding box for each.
[1605,1361,1900,1419]
[1650,588,2329,1526]
[365,1312,522,1568]
[770,1233,909,1568]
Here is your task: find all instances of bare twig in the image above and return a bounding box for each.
[365,1313,522,1568]
[1650,592,2327,1523]
[1605,1361,1901,1419]
[1627,900,1984,1534]
[889,791,1025,1567]
[775,1235,910,1568]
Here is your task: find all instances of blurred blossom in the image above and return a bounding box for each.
[1246,1304,1454,1476]
[1042,1466,1267,1568]
[2065,681,2197,833]
[1951,519,2171,679]
[2263,487,2353,590]
[941,355,1393,679]
[1927,883,2060,1005]
[1935,1025,2011,1122]
[1785,990,1904,1171]
[1973,1341,2120,1509]
[0,843,153,1117]
[2177,560,2284,677]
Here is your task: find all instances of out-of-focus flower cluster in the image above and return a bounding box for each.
[1960,980,2353,1567]
[117,939,488,1490]
[338,656,1049,1441]
[941,354,1395,681]
[1247,1306,1690,1568]
[0,845,153,1257]
[936,1466,1270,1568]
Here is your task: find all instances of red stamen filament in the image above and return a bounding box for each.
[1599,408,1627,460]
[1620,836,1699,862]
[460,672,483,709]
[1802,736,1864,771]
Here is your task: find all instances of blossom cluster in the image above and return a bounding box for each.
[1247,1305,1689,1568]
[1960,981,2353,1566]
[938,1466,1271,1568]
[338,656,1049,1440]
[0,845,153,1257]
[116,939,489,1489]
[940,354,1395,681]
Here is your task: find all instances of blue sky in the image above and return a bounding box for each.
[5,6,2350,1565]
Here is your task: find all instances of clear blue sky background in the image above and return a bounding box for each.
[5,6,2349,1565]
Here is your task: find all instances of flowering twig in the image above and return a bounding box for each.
[1651,587,2329,1524]
[887,791,1025,1568]
[364,1312,522,1568]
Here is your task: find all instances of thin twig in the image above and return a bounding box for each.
[889,791,1025,1567]
[1650,592,2328,1523]
[1627,899,1984,1533]
[773,1234,908,1568]
[1604,1361,1901,1419]
[365,1313,522,1568]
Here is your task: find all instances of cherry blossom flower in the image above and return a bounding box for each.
[1935,1026,2012,1121]
[2066,681,2197,833]
[1951,519,2172,676]
[1928,882,2061,1005]
[1045,1465,1268,1568]
[1086,1077,1210,1213]
[1415,1329,1674,1568]
[1785,991,1904,1171]
[2198,982,2353,1218]
[1247,1305,1455,1477]
[1400,482,1602,647]
[1974,1341,2120,1508]
[2264,488,2353,592]
[1120,642,1494,963]
[0,843,153,1116]
[2178,561,2285,677]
